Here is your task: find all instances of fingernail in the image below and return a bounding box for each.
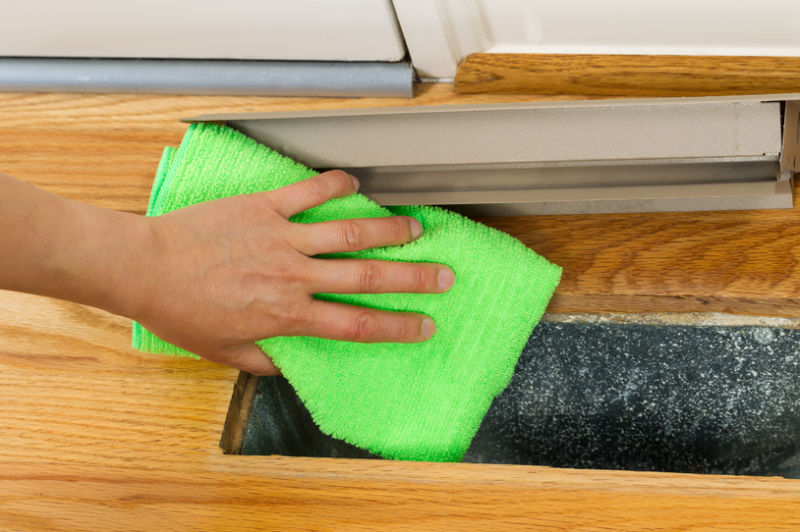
[409,218,423,240]
[437,267,455,291]
[350,174,360,191]
[421,317,436,339]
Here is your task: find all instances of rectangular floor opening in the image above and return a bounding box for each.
[222,322,800,477]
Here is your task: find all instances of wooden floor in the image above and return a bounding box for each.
[2,85,800,530]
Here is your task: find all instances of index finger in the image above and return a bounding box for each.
[267,170,359,218]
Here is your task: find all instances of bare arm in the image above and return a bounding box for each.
[0,170,454,375]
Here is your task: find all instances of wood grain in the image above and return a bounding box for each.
[0,85,576,212]
[3,87,800,317]
[479,187,800,317]
[3,86,800,530]
[2,289,799,531]
[456,53,800,96]
[219,372,259,455]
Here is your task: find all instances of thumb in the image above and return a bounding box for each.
[223,343,282,376]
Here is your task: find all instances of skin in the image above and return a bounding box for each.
[0,170,455,376]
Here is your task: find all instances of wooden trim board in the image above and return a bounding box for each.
[2,85,800,529]
[219,371,259,455]
[456,53,800,97]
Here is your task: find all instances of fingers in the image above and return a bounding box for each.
[268,170,359,218]
[303,301,437,343]
[224,343,281,376]
[293,215,423,256]
[308,258,455,295]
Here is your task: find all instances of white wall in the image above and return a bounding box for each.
[0,0,406,61]
[394,0,800,79]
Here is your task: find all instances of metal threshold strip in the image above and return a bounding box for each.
[0,58,414,98]
[186,94,800,215]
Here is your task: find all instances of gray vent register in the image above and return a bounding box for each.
[187,94,800,215]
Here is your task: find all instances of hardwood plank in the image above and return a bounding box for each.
[456,53,800,96]
[479,188,800,317]
[2,459,800,531]
[3,87,800,530]
[0,86,561,212]
[3,290,800,529]
[2,87,800,317]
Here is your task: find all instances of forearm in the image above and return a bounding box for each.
[0,169,452,375]
[0,172,148,317]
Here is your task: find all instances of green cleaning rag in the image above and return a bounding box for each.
[132,123,561,462]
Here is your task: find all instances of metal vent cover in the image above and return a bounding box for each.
[186,94,800,215]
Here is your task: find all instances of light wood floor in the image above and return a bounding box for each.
[2,85,800,530]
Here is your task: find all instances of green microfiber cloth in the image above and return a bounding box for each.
[133,123,561,462]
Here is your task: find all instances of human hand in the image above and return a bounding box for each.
[132,170,455,375]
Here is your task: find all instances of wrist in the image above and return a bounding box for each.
[59,200,157,321]
[94,210,159,322]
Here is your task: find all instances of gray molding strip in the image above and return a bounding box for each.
[0,58,414,97]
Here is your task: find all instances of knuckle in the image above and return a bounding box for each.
[340,219,363,250]
[280,305,314,333]
[238,193,271,219]
[398,315,420,340]
[410,265,433,291]
[339,221,363,251]
[350,311,377,341]
[302,178,330,205]
[358,262,383,292]
[393,217,412,241]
